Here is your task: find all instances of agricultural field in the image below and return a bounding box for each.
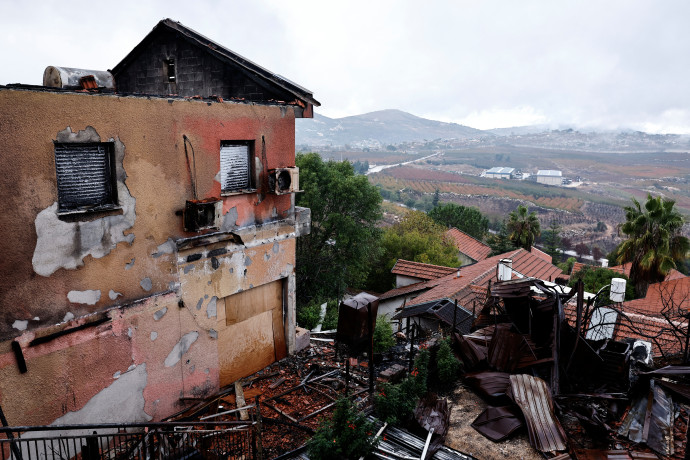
[313,141,690,251]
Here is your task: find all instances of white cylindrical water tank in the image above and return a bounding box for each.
[610,278,626,303]
[43,66,115,89]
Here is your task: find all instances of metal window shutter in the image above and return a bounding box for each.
[220,144,250,192]
[55,144,113,210]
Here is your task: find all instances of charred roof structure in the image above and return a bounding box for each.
[111,19,318,115]
[455,277,690,458]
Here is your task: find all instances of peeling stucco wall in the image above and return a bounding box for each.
[32,127,136,277]
[0,87,304,426]
[0,291,219,426]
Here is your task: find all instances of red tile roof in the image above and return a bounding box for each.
[445,228,492,262]
[391,259,457,281]
[621,276,690,317]
[377,279,437,301]
[570,262,587,276]
[609,263,631,277]
[616,311,686,358]
[665,269,687,281]
[530,246,552,263]
[510,249,564,281]
[407,248,563,307]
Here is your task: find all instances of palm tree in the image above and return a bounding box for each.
[616,194,689,297]
[507,205,541,251]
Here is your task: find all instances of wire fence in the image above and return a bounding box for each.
[0,416,261,460]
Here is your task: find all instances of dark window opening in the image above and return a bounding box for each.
[220,141,255,194]
[166,59,176,82]
[54,142,119,214]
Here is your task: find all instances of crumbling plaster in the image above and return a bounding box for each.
[0,87,303,425]
[0,291,218,425]
[0,88,297,338]
[32,128,136,277]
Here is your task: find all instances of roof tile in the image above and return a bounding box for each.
[391,259,457,280]
[408,248,563,308]
[445,228,492,262]
[621,276,690,317]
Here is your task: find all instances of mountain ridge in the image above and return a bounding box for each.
[296,109,489,148]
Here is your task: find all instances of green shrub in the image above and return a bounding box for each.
[436,338,461,385]
[375,349,429,424]
[373,317,396,354]
[297,302,321,330]
[306,398,378,460]
[321,299,339,330]
[568,265,635,302]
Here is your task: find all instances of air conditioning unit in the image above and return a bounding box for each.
[184,198,222,232]
[268,167,299,195]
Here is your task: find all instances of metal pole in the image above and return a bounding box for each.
[683,312,690,364]
[254,396,263,460]
[408,324,415,374]
[345,359,350,397]
[0,404,22,460]
[367,303,375,397]
[452,299,458,333]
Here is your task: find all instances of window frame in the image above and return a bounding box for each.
[220,140,256,196]
[53,141,120,215]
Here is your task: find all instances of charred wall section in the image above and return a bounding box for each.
[113,28,294,102]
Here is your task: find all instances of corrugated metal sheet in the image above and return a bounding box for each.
[470,406,523,442]
[220,144,251,192]
[509,374,567,453]
[277,417,475,460]
[54,142,117,212]
[488,324,525,372]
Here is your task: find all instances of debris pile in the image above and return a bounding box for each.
[453,277,690,459]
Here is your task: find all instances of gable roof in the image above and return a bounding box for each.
[407,248,563,307]
[445,228,491,262]
[111,19,319,108]
[377,279,437,301]
[530,246,552,263]
[621,276,690,317]
[391,259,457,281]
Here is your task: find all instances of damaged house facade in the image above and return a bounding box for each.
[0,19,317,426]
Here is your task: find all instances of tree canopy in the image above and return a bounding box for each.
[542,220,562,261]
[568,265,635,302]
[366,211,460,292]
[615,194,689,297]
[428,203,489,240]
[487,220,517,256]
[295,153,382,304]
[506,205,541,250]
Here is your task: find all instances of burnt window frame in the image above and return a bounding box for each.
[219,140,256,195]
[53,141,120,215]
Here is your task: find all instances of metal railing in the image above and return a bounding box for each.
[0,406,262,460]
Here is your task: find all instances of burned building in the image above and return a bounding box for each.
[0,19,318,426]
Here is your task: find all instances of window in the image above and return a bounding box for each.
[54,142,119,214]
[220,141,254,194]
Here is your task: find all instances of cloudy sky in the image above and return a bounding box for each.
[2,1,690,132]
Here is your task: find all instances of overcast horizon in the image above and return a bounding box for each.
[2,1,690,134]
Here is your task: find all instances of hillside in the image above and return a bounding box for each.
[295,109,489,148]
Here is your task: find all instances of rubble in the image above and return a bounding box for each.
[451,277,690,459]
[164,277,689,459]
